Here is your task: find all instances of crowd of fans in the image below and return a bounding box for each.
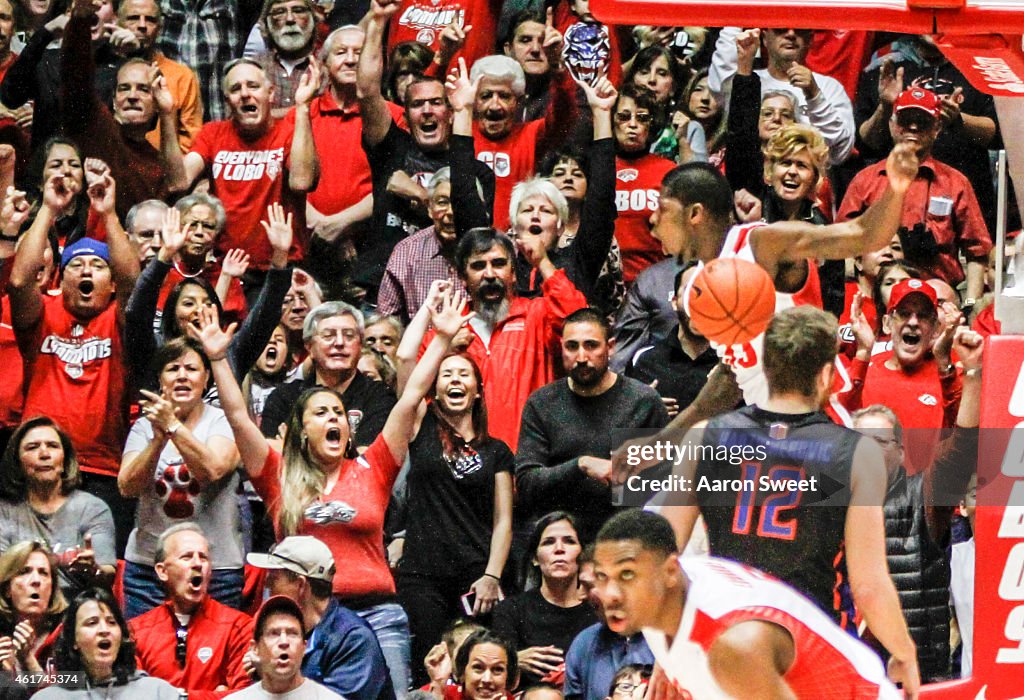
[0,0,1001,695]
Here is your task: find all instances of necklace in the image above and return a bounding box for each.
[172,258,204,279]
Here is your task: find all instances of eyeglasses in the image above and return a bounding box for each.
[315,329,360,343]
[175,625,188,666]
[613,681,646,696]
[614,111,653,124]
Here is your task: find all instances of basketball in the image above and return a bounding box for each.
[687,258,776,346]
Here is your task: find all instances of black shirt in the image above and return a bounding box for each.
[361,123,494,298]
[492,589,598,689]
[260,371,396,448]
[697,405,858,618]
[400,411,514,576]
[625,327,717,413]
[516,376,669,542]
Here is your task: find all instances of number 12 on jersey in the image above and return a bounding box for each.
[731,463,805,540]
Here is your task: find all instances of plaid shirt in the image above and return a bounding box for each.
[377,226,465,322]
[158,0,242,122]
[255,51,310,111]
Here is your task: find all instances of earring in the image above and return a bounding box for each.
[301,433,308,450]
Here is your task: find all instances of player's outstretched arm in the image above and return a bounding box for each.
[750,142,918,269]
[845,438,920,699]
[612,363,741,484]
[707,620,797,699]
[646,422,705,550]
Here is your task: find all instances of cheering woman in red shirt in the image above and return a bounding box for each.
[193,288,473,698]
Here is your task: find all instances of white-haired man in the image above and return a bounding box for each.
[469,53,577,230]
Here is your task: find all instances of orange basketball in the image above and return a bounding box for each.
[687,258,776,346]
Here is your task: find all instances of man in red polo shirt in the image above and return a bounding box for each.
[469,50,577,231]
[302,25,404,246]
[839,87,991,306]
[160,57,319,273]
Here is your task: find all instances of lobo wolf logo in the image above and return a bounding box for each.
[305,500,358,524]
[562,22,610,86]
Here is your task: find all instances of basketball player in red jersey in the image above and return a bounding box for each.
[612,142,919,481]
[593,510,917,699]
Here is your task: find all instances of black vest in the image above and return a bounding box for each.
[884,469,952,682]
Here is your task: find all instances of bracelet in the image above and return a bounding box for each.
[166,421,183,436]
[483,573,500,581]
[964,367,982,378]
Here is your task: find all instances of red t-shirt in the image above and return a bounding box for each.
[387,0,500,69]
[295,95,406,217]
[21,295,127,477]
[250,434,401,598]
[473,120,547,232]
[190,119,308,269]
[0,301,25,429]
[614,153,676,283]
[859,352,961,473]
[972,302,1001,338]
[805,31,874,102]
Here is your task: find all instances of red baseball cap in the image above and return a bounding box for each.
[893,88,941,120]
[888,278,938,312]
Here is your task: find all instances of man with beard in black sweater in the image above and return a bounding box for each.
[516,307,668,546]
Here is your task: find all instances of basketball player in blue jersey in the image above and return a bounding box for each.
[642,305,919,696]
[611,141,920,481]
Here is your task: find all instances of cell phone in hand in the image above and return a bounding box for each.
[461,591,477,616]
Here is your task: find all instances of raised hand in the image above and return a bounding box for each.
[578,74,617,112]
[107,25,141,54]
[437,18,471,67]
[733,188,762,223]
[444,57,480,113]
[85,159,116,215]
[542,7,564,67]
[517,230,550,269]
[159,206,188,260]
[885,142,919,195]
[671,109,691,139]
[938,86,964,129]
[952,325,983,370]
[221,248,250,278]
[68,533,100,579]
[735,28,760,75]
[932,302,965,364]
[41,173,77,214]
[430,288,473,339]
[149,65,175,115]
[294,56,322,107]
[849,292,876,356]
[261,202,294,254]
[878,60,904,107]
[185,304,237,362]
[423,278,452,312]
[369,0,401,23]
[787,63,819,99]
[424,642,452,685]
[2,187,30,237]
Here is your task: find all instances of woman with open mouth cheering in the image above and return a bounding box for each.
[118,335,241,620]
[195,286,473,698]
[35,587,179,698]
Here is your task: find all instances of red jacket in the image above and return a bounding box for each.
[130,597,255,699]
[423,269,587,450]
